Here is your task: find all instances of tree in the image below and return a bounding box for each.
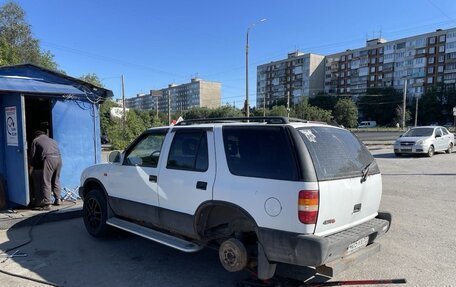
[294,98,332,122]
[107,109,150,150]
[418,85,456,125]
[0,2,59,70]
[80,73,104,87]
[309,94,340,111]
[357,88,403,126]
[333,98,358,128]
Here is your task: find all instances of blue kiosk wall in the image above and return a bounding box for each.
[52,99,101,189]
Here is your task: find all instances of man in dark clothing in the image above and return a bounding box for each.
[30,130,62,209]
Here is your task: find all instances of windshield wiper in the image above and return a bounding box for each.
[360,160,375,183]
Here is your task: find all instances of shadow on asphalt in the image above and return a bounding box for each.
[0,216,328,287]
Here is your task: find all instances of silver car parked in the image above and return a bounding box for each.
[394,126,454,157]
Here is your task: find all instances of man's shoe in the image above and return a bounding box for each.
[53,199,61,206]
[32,205,51,211]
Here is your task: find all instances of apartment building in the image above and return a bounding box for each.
[256,52,325,108]
[124,78,221,113]
[325,27,456,98]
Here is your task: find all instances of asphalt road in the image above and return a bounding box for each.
[1,149,456,286]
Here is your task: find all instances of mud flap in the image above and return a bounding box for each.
[257,243,277,280]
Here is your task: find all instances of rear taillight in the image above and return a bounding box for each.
[298,190,319,224]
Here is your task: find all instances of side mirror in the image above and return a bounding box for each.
[108,150,122,163]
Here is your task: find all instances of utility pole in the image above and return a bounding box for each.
[121,75,126,128]
[245,28,249,117]
[402,79,407,130]
[414,95,419,127]
[286,91,290,118]
[245,19,267,118]
[263,94,266,117]
[168,89,171,125]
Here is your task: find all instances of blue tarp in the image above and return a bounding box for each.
[0,76,85,96]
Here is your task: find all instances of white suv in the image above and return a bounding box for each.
[79,117,391,279]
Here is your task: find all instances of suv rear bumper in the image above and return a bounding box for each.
[257,213,391,267]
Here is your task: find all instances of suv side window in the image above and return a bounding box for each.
[124,131,167,167]
[167,130,208,172]
[222,126,298,181]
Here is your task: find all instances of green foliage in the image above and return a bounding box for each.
[309,94,340,111]
[99,99,118,135]
[333,98,358,128]
[418,85,456,125]
[183,105,243,119]
[294,98,332,122]
[0,2,59,70]
[80,73,104,87]
[358,88,403,126]
[268,105,290,117]
[106,109,150,150]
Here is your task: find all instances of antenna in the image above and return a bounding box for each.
[379,26,383,39]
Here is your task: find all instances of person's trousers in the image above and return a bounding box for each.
[42,156,62,204]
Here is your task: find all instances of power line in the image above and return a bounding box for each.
[425,0,456,25]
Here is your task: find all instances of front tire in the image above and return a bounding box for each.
[426,145,435,157]
[446,143,453,154]
[83,189,111,237]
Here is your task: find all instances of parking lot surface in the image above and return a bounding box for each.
[0,149,455,286]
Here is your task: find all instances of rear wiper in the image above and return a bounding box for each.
[360,160,375,183]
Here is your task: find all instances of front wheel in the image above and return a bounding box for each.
[83,189,111,237]
[446,143,453,154]
[426,145,435,157]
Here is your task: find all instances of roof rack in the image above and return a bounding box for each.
[175,116,308,126]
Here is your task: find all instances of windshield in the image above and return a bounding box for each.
[403,128,434,137]
[298,127,379,181]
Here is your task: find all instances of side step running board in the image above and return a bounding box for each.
[106,217,203,253]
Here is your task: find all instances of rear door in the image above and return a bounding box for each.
[298,126,382,236]
[157,128,215,236]
[3,95,29,206]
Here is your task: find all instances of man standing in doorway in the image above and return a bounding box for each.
[30,129,62,210]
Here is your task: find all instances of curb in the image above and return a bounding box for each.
[2,205,82,230]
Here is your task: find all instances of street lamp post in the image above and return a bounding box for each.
[245,18,266,118]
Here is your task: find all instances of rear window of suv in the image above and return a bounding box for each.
[222,126,298,181]
[298,127,379,181]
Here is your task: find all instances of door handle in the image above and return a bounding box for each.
[196,181,207,190]
[149,175,157,182]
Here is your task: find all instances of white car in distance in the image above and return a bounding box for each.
[394,126,454,157]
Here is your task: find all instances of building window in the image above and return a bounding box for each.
[370,67,376,73]
[429,37,436,44]
[427,77,433,84]
[396,42,406,49]
[428,47,435,54]
[341,55,346,61]
[438,55,445,63]
[438,65,444,73]
[439,45,445,53]
[437,76,443,82]
[378,65,383,72]
[428,57,435,64]
[370,58,376,64]
[439,35,446,42]
[370,75,375,81]
[428,67,434,74]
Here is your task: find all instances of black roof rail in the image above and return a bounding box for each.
[175,116,294,126]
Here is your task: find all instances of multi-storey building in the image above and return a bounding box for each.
[256,52,325,108]
[124,78,221,113]
[325,27,456,98]
[257,27,456,104]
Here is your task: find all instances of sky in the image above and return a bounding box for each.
[4,0,456,107]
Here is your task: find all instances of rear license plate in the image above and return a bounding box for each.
[346,236,369,255]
